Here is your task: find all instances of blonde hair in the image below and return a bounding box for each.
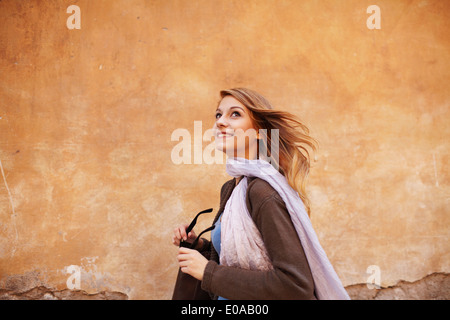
[219,88,319,216]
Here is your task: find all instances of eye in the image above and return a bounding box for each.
[215,111,241,120]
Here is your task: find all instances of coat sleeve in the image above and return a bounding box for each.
[201,186,316,300]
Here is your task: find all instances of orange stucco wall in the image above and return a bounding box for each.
[0,0,449,299]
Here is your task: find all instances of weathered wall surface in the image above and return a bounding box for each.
[0,0,449,299]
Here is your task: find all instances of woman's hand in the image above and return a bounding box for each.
[177,247,208,281]
[172,224,197,246]
[172,224,203,249]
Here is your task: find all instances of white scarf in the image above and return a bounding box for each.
[220,156,350,300]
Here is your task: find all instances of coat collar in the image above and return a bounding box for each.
[212,176,257,225]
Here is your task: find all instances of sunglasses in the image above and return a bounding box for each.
[180,208,216,249]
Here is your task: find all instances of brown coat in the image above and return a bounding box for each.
[198,176,317,300]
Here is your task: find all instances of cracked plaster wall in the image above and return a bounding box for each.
[0,0,449,299]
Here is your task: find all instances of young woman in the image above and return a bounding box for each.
[173,88,349,300]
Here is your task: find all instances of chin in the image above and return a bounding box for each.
[215,140,232,152]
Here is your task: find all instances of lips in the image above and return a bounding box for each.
[216,130,234,138]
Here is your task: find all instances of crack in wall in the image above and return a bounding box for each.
[0,270,129,300]
[0,158,18,256]
[345,272,450,300]
[0,286,128,300]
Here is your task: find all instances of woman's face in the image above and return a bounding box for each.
[213,96,259,160]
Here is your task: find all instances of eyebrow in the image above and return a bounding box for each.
[215,106,245,113]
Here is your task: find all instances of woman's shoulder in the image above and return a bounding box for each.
[218,176,284,213]
[247,177,279,199]
[246,177,283,213]
[219,177,280,199]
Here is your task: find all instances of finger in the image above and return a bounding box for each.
[179,226,188,241]
[174,227,182,241]
[178,260,189,268]
[177,252,192,262]
[173,230,182,245]
[177,251,191,260]
[174,225,186,241]
[178,247,194,254]
[180,266,189,274]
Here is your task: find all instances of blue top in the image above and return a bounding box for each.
[211,216,222,255]
[211,214,228,300]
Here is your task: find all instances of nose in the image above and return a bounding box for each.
[215,114,229,129]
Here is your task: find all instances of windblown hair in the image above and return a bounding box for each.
[219,88,319,216]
